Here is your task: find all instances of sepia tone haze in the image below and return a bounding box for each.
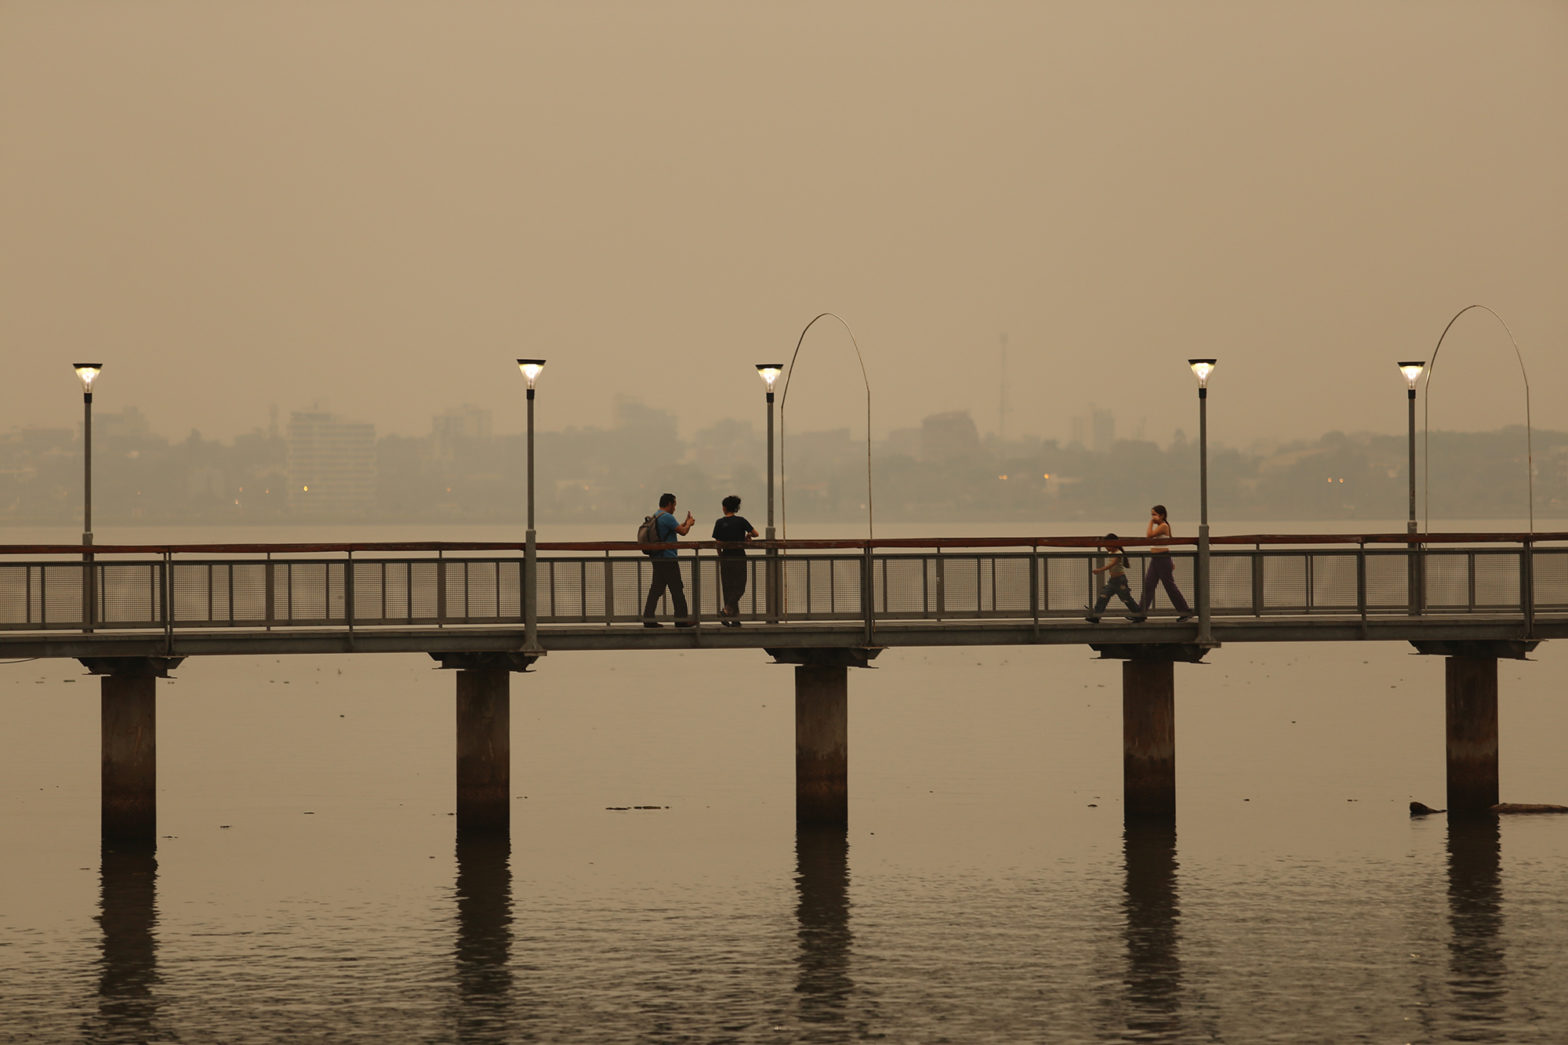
[3,2,1565,449]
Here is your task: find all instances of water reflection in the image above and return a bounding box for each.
[1446,819,1505,1038]
[453,836,514,1041]
[794,828,855,1040]
[1122,824,1182,1041]
[86,844,160,1045]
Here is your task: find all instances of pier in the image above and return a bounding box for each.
[3,532,1560,844]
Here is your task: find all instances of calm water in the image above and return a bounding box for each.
[4,522,1568,1043]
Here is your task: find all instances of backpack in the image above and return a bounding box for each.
[636,513,662,556]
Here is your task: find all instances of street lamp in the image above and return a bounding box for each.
[74,363,102,631]
[756,363,783,622]
[1187,359,1215,645]
[1398,360,1425,615]
[517,359,546,652]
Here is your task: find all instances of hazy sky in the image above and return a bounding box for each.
[4,2,1565,448]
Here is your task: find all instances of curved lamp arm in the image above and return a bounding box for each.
[1422,305,1533,533]
[777,313,874,542]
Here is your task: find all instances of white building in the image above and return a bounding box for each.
[286,410,376,517]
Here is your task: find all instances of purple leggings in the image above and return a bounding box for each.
[1138,554,1191,614]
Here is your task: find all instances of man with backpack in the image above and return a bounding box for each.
[642,492,696,627]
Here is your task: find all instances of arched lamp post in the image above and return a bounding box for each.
[755,363,783,621]
[74,363,102,631]
[1397,361,1426,615]
[517,359,546,653]
[1188,359,1215,645]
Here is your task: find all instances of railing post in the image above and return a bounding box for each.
[1251,546,1264,617]
[344,551,355,638]
[437,550,447,626]
[861,542,874,644]
[690,547,702,628]
[602,552,614,625]
[1029,545,1040,637]
[1521,539,1535,635]
[1356,539,1368,623]
[162,551,172,650]
[934,553,946,620]
[264,552,275,630]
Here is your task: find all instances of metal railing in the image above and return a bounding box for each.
[0,535,1562,634]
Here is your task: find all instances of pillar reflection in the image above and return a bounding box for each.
[795,827,854,1038]
[1121,823,1181,1040]
[1445,818,1505,1036]
[453,835,514,1042]
[87,844,160,1045]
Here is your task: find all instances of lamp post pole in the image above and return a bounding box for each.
[74,364,102,632]
[1188,359,1216,645]
[518,359,546,652]
[756,364,783,622]
[1399,361,1426,616]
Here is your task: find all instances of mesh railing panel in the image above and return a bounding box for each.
[1209,553,1255,614]
[1473,552,1521,609]
[1365,552,1411,610]
[1534,549,1568,609]
[877,556,933,616]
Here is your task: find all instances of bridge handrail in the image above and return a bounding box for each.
[0,531,1562,557]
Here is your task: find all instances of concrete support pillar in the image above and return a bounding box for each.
[102,675,157,845]
[1446,655,1499,816]
[796,665,848,828]
[456,662,511,834]
[1123,659,1176,823]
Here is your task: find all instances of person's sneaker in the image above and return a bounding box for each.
[642,621,663,628]
[1176,614,1194,622]
[1083,615,1101,623]
[1128,615,1147,623]
[674,620,697,628]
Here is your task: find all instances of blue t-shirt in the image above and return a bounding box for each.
[654,510,680,558]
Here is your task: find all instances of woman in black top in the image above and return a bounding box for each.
[711,495,758,627]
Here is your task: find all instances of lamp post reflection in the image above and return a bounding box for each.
[1121,824,1182,1040]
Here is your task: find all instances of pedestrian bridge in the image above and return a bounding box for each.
[1,532,1561,657]
[4,532,1560,844]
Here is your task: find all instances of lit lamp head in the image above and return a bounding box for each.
[73,363,103,396]
[516,358,546,391]
[755,363,784,393]
[1397,360,1426,391]
[1188,358,1216,390]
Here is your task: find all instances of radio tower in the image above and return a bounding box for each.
[998,333,1009,443]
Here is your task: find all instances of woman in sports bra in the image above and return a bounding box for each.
[1134,504,1193,622]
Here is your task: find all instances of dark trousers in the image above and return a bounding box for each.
[1093,574,1140,615]
[719,557,748,616]
[1138,554,1192,614]
[644,559,689,620]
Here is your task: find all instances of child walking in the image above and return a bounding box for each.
[1085,533,1141,623]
